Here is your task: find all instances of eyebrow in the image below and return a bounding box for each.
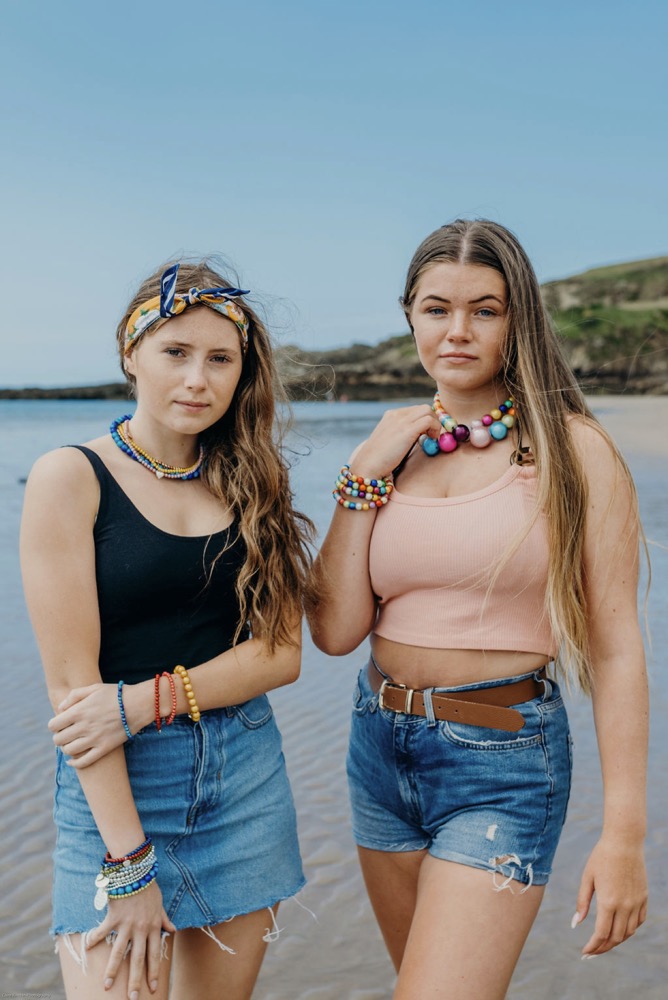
[421,294,506,305]
[166,340,239,354]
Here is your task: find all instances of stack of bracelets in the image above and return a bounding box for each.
[332,465,393,510]
[94,836,158,911]
[117,666,202,738]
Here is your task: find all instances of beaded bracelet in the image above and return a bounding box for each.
[116,681,133,741]
[332,465,394,510]
[154,671,177,731]
[173,665,201,722]
[94,836,158,910]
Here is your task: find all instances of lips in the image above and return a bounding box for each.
[176,401,209,409]
[442,352,477,359]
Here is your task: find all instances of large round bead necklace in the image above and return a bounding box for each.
[110,415,204,479]
[420,392,516,455]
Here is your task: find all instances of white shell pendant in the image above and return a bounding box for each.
[95,874,110,888]
[94,888,108,911]
[155,470,165,479]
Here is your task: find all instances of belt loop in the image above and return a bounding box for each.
[423,687,437,727]
[538,671,552,701]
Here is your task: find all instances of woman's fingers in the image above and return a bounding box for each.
[55,684,102,714]
[146,928,163,993]
[127,932,148,999]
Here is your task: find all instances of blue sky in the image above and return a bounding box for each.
[1,0,666,386]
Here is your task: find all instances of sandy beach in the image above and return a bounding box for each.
[1,396,666,999]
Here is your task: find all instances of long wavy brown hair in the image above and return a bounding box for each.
[401,220,642,693]
[116,257,316,652]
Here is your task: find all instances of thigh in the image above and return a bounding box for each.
[395,855,545,1000]
[357,846,428,971]
[58,932,171,1000]
[170,906,279,1000]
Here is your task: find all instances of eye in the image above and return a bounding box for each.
[427,306,446,316]
[477,308,497,318]
[211,354,233,364]
[165,347,184,357]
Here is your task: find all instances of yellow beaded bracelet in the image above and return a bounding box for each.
[173,665,201,722]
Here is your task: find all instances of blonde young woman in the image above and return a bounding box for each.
[309,220,648,999]
[21,260,314,1000]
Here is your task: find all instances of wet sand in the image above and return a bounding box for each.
[1,396,667,998]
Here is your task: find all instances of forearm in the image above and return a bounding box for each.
[75,748,146,857]
[591,648,648,841]
[125,633,303,731]
[309,506,379,653]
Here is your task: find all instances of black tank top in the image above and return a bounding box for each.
[71,446,248,684]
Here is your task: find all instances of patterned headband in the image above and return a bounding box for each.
[124,263,250,355]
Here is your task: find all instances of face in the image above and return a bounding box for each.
[409,262,508,398]
[124,306,244,435]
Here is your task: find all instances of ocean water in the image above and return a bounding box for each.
[1,398,666,999]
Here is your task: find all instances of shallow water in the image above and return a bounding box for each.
[1,398,666,998]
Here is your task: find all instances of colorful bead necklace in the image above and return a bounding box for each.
[420,392,516,455]
[110,415,204,479]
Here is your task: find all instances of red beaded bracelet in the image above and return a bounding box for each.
[154,671,177,731]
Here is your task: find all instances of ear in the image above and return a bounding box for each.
[123,348,137,378]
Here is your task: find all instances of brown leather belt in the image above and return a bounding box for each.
[367,660,547,733]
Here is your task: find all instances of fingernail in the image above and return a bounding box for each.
[570,911,582,929]
[131,992,140,1000]
[581,954,598,961]
[104,978,113,989]
[151,981,158,992]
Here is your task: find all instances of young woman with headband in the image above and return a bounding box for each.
[309,220,648,998]
[21,260,314,1000]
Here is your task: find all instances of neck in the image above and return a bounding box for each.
[435,385,509,425]
[128,414,200,468]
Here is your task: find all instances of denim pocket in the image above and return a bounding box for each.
[439,698,544,751]
[233,694,274,729]
[352,667,379,716]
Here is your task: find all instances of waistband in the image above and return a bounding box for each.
[367,657,549,733]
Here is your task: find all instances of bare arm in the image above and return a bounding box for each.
[308,404,441,654]
[20,448,175,994]
[570,421,648,956]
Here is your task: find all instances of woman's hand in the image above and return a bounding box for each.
[49,682,150,768]
[573,835,648,956]
[85,881,176,997]
[351,404,441,478]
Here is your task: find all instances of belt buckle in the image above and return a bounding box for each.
[379,680,414,715]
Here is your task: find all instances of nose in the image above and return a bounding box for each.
[183,360,208,391]
[446,308,471,342]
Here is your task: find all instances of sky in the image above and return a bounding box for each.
[1,0,666,387]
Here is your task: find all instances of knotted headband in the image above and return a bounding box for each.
[124,263,250,355]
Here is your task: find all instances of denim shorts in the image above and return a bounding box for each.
[347,661,572,887]
[52,697,305,935]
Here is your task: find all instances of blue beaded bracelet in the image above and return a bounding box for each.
[117,680,133,741]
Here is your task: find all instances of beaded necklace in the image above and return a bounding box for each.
[420,392,516,455]
[110,415,204,479]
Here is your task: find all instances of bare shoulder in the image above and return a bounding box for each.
[567,414,628,477]
[24,445,100,529]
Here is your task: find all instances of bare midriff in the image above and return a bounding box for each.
[371,634,551,690]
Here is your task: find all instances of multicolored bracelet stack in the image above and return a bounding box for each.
[332,465,394,510]
[94,836,158,911]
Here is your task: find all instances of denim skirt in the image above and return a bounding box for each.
[347,663,572,887]
[52,697,305,935]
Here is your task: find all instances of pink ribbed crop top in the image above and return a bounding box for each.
[369,463,557,656]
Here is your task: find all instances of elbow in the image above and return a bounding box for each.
[310,625,367,658]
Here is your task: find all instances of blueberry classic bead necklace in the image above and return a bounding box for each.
[110,415,204,479]
[420,391,516,455]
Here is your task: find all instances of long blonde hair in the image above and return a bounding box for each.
[116,257,316,652]
[402,220,640,693]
